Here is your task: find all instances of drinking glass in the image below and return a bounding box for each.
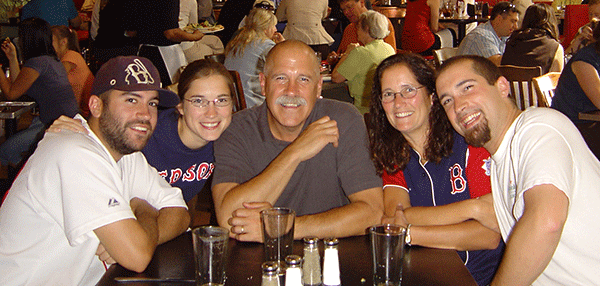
[370,224,407,286]
[261,207,295,269]
[192,226,229,286]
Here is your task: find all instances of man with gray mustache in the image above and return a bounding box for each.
[212,40,384,242]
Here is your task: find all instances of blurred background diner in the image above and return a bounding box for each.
[276,0,334,59]
[0,18,79,171]
[401,0,455,56]
[501,3,563,73]
[224,8,284,108]
[332,10,395,114]
[552,19,600,123]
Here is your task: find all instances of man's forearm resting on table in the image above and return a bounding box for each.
[93,202,189,273]
[491,185,568,286]
[293,187,384,239]
[411,220,501,251]
[157,207,190,244]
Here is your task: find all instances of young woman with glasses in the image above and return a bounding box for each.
[367,53,504,286]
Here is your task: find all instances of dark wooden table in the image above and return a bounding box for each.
[97,231,476,285]
[0,101,36,138]
[439,16,489,45]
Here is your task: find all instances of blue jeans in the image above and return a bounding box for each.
[0,117,44,166]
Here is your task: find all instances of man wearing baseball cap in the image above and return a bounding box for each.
[0,56,190,285]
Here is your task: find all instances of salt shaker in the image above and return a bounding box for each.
[322,238,340,286]
[262,261,281,286]
[285,255,303,286]
[302,237,322,286]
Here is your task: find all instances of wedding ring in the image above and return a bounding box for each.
[239,225,245,234]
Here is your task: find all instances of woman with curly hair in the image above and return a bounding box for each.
[368,53,504,286]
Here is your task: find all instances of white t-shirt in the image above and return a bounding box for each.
[0,115,187,286]
[491,107,600,285]
[178,0,198,51]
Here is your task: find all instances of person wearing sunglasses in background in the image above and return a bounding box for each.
[458,2,519,66]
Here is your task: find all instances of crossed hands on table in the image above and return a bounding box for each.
[381,194,499,233]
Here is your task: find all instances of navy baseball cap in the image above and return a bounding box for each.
[91,56,180,108]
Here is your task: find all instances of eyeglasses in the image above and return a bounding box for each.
[381,86,425,103]
[255,1,275,11]
[184,97,232,108]
[498,3,516,14]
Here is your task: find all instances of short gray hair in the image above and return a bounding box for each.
[358,10,390,40]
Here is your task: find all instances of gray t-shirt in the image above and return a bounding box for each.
[213,99,382,216]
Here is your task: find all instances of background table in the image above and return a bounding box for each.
[97,231,476,285]
[0,101,36,138]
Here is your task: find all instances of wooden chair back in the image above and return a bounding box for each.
[228,70,247,112]
[533,72,561,107]
[205,53,226,64]
[499,65,543,110]
[433,47,459,67]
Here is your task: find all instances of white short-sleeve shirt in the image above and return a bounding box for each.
[491,108,600,285]
[0,115,187,286]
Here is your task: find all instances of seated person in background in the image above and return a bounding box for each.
[513,0,533,28]
[401,0,449,56]
[501,3,564,74]
[21,0,82,28]
[213,40,384,242]
[51,25,95,116]
[225,8,285,108]
[329,0,396,61]
[179,0,225,63]
[276,0,334,59]
[0,18,79,167]
[552,20,600,123]
[458,1,519,66]
[332,10,395,114]
[369,53,503,286]
[237,0,276,29]
[0,56,190,285]
[49,59,234,226]
[437,55,600,285]
[565,0,600,55]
